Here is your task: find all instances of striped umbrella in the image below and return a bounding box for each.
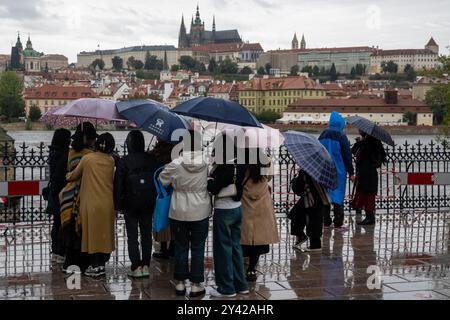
[347,116,395,146]
[283,131,337,189]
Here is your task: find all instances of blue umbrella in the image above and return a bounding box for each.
[283,131,337,189]
[172,97,262,128]
[116,100,190,144]
[347,116,395,146]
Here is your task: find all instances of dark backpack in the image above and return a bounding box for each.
[126,166,156,214]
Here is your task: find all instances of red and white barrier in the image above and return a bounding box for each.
[0,181,48,196]
[394,173,450,185]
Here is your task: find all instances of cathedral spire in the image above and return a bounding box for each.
[178,14,189,48]
[300,34,306,49]
[292,33,298,49]
[26,33,33,50]
[195,3,201,25]
[212,15,216,31]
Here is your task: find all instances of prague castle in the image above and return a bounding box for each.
[178,5,242,48]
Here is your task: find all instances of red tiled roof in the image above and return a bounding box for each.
[286,97,430,113]
[192,42,263,53]
[241,43,263,51]
[208,83,236,94]
[267,46,375,54]
[322,83,343,91]
[372,49,435,56]
[426,37,438,47]
[25,84,97,100]
[238,76,324,91]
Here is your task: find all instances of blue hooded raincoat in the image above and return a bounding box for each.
[318,112,354,205]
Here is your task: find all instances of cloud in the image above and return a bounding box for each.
[0,0,44,19]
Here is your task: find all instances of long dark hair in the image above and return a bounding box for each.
[149,139,175,165]
[95,133,115,154]
[71,122,98,152]
[245,148,269,183]
[50,128,71,151]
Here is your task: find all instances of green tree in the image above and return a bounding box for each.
[301,66,313,76]
[438,55,450,74]
[312,65,320,77]
[257,66,266,75]
[425,84,450,125]
[134,60,144,70]
[382,60,398,74]
[91,59,105,70]
[240,66,253,75]
[329,63,338,81]
[179,56,197,70]
[112,56,123,71]
[127,56,136,70]
[402,111,417,125]
[290,65,300,76]
[350,67,356,79]
[208,58,218,73]
[171,64,180,72]
[144,51,153,70]
[254,110,281,123]
[219,58,238,74]
[0,71,25,120]
[265,63,272,75]
[405,65,417,82]
[28,105,42,121]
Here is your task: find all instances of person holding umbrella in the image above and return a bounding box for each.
[283,131,336,252]
[114,130,159,278]
[351,130,387,225]
[318,112,355,230]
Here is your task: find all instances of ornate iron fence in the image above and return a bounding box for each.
[0,140,449,224]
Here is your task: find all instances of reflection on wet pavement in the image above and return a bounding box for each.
[0,212,449,300]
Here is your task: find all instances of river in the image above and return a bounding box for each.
[6,130,441,148]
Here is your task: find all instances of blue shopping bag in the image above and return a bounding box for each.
[152,166,172,232]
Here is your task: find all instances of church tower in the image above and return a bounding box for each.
[425,37,439,54]
[212,15,216,43]
[300,34,306,49]
[26,34,33,50]
[190,4,204,46]
[178,15,189,48]
[292,33,298,49]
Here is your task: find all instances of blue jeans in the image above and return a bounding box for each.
[170,218,209,283]
[213,207,248,295]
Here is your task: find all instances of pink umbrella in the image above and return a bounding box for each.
[40,105,109,127]
[53,98,125,121]
[203,122,284,149]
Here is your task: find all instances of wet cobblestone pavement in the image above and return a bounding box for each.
[1,212,449,300]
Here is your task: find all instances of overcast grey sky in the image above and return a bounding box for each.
[1,0,449,63]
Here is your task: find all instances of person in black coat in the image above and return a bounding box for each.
[289,169,331,251]
[46,128,71,263]
[114,130,159,278]
[351,131,387,226]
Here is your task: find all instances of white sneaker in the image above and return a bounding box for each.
[210,288,236,298]
[189,283,206,298]
[238,289,250,295]
[305,246,322,252]
[141,265,150,277]
[127,266,143,278]
[175,281,186,296]
[51,254,64,263]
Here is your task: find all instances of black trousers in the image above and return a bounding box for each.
[89,253,111,268]
[291,205,326,246]
[324,204,344,227]
[124,212,153,270]
[51,213,63,256]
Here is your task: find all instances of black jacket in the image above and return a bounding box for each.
[114,133,159,215]
[46,146,68,215]
[207,163,246,202]
[352,137,386,194]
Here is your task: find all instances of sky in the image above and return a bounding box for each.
[1,0,449,63]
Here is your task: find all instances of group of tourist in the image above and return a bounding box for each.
[289,111,387,252]
[46,123,279,298]
[46,111,386,297]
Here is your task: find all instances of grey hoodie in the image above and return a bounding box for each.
[159,151,211,222]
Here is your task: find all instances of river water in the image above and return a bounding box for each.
[7,130,440,148]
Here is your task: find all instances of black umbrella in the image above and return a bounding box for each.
[347,116,395,146]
